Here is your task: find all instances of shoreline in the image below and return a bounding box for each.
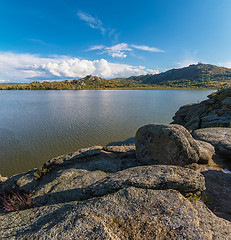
[0,86,218,90]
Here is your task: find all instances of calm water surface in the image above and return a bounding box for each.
[0,90,214,176]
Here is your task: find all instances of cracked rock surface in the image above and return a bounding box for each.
[1,145,231,239]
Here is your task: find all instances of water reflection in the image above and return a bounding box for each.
[0,90,213,176]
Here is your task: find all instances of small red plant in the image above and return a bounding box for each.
[0,191,35,212]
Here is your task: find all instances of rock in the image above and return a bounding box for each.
[1,144,231,239]
[222,97,231,107]
[193,128,231,159]
[171,103,200,126]
[83,165,206,199]
[0,146,139,205]
[191,200,231,240]
[184,115,201,131]
[195,140,215,164]
[0,175,7,184]
[102,145,136,158]
[172,104,207,130]
[200,169,231,222]
[172,87,231,130]
[1,184,231,239]
[135,123,201,166]
[106,137,135,146]
[102,145,135,153]
[200,110,231,129]
[34,169,108,206]
[43,146,103,169]
[0,170,35,194]
[0,188,212,239]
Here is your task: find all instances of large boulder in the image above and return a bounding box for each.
[172,87,231,130]
[135,123,214,166]
[193,127,231,159]
[195,140,215,164]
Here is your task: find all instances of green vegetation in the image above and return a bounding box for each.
[127,63,231,89]
[0,76,159,90]
[33,167,51,181]
[185,192,210,204]
[1,63,231,90]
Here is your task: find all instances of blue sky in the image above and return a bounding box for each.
[0,0,231,82]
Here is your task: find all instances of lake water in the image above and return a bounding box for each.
[0,89,214,176]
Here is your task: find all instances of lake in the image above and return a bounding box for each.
[0,89,214,176]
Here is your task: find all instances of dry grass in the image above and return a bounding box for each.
[0,191,35,212]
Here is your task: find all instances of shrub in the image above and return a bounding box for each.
[0,191,35,212]
[185,192,199,202]
[185,192,210,204]
[33,167,50,181]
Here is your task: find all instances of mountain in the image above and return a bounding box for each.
[127,63,231,88]
[1,63,231,90]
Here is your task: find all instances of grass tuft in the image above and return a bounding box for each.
[0,191,35,212]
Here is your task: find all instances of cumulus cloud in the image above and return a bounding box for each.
[39,58,158,78]
[88,43,164,58]
[0,52,53,82]
[0,52,158,82]
[104,43,132,58]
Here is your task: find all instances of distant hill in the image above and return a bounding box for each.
[0,75,147,90]
[1,63,231,90]
[127,63,231,88]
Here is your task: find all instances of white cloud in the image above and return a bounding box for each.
[77,11,108,35]
[104,43,132,58]
[110,52,127,58]
[88,45,105,51]
[88,43,131,58]
[0,52,158,82]
[88,43,164,58]
[39,58,158,78]
[27,38,50,46]
[0,52,54,82]
[218,61,231,68]
[77,11,118,40]
[0,79,9,82]
[177,51,200,68]
[131,45,164,52]
[177,59,198,68]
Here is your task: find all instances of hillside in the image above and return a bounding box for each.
[1,63,231,90]
[0,75,147,90]
[127,63,231,88]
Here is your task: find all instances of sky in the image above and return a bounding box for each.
[0,0,231,83]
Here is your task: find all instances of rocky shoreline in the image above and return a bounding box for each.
[0,88,231,239]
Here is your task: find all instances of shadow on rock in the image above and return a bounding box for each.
[201,169,231,222]
[106,137,135,146]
